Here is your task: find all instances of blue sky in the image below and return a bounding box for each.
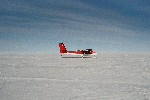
[0,0,150,53]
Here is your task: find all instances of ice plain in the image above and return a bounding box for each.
[0,53,150,100]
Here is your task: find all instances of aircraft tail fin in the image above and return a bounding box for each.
[59,42,67,53]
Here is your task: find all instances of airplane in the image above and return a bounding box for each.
[59,42,97,58]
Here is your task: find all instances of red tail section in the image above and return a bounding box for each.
[59,43,67,53]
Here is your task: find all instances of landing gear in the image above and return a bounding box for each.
[81,55,84,58]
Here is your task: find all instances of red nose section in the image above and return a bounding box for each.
[59,43,67,53]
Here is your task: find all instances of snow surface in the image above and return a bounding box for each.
[0,53,150,100]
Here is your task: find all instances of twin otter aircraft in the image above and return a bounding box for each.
[59,42,97,58]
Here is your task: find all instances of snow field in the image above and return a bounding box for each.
[0,53,150,100]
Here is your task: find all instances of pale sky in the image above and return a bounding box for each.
[0,0,150,53]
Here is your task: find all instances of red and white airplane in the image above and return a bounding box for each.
[59,42,97,58]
